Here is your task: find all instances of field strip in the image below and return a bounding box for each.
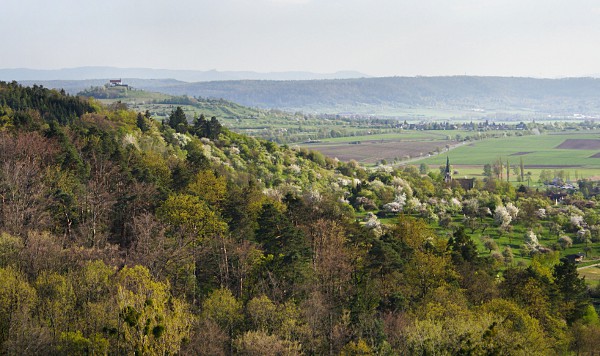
[578,261,600,270]
[396,142,469,165]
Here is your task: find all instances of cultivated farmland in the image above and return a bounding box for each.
[413,131,600,181]
[302,139,456,163]
[300,130,474,164]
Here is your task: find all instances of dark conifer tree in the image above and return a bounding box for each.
[553,258,590,324]
[168,106,188,132]
[192,113,208,136]
[255,203,310,299]
[136,112,150,132]
[448,227,479,264]
[207,116,222,139]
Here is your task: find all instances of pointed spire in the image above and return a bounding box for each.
[444,156,452,183]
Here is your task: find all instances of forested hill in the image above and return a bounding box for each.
[155,76,600,114]
[0,81,599,354]
[23,76,600,116]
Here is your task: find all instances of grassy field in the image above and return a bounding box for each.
[578,264,600,287]
[435,217,599,260]
[409,131,600,182]
[299,130,492,164]
[302,129,600,171]
[418,132,600,167]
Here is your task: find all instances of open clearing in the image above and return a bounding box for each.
[578,265,600,287]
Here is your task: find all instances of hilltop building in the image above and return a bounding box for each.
[108,79,128,88]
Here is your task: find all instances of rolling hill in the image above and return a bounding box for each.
[16,76,600,118]
[151,76,600,116]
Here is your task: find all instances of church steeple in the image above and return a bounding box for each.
[444,156,452,183]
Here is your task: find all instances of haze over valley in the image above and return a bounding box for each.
[10,72,600,120]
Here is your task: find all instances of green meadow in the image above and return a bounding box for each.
[578,265,600,287]
[413,131,600,181]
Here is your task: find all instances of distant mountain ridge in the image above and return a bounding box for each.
[11,75,600,117]
[0,66,369,82]
[136,76,600,116]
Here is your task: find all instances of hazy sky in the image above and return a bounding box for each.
[3,0,600,77]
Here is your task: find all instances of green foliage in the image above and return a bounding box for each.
[553,259,590,324]
[255,203,311,299]
[0,233,23,268]
[234,330,302,355]
[0,81,95,126]
[136,112,150,132]
[0,83,599,354]
[158,193,227,240]
[58,331,109,356]
[192,114,222,139]
[187,170,227,207]
[168,106,188,133]
[201,288,243,335]
[478,298,552,354]
[448,227,479,264]
[116,265,194,355]
[0,267,37,347]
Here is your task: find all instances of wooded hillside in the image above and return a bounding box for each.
[21,76,600,116]
[131,76,600,115]
[0,81,599,355]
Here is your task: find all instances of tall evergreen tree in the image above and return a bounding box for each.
[168,106,188,133]
[207,116,222,139]
[520,157,525,182]
[553,259,590,324]
[136,112,150,132]
[255,203,310,299]
[192,113,208,136]
[447,227,478,264]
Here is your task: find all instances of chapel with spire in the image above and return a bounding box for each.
[443,156,452,183]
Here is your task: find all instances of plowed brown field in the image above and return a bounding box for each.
[556,139,600,150]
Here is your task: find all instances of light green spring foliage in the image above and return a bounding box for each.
[158,194,227,240]
[116,265,194,355]
[0,267,37,341]
[0,260,194,355]
[1,83,600,354]
[201,287,243,332]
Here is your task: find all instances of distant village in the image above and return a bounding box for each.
[397,120,529,132]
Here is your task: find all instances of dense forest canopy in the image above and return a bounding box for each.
[0,81,599,354]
